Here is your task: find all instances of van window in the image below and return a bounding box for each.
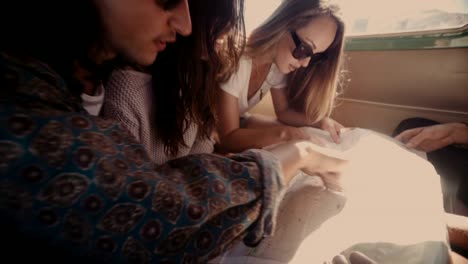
[244,0,468,36]
[343,0,468,36]
[244,0,282,35]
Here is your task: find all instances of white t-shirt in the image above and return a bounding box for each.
[220,56,287,117]
[81,84,105,116]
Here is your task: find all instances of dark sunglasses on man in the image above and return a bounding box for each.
[290,31,327,63]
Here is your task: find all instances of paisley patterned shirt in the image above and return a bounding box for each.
[0,53,286,263]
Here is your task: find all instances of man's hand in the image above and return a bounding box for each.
[330,251,377,264]
[395,123,468,152]
[300,143,348,192]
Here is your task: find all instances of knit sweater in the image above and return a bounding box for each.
[102,69,214,164]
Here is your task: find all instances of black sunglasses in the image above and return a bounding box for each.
[290,31,327,62]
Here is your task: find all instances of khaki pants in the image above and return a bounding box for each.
[214,173,346,263]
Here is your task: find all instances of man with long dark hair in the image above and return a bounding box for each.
[0,0,346,262]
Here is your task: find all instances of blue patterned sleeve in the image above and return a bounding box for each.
[0,54,286,263]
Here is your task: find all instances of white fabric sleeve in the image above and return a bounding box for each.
[269,64,287,89]
[219,59,249,98]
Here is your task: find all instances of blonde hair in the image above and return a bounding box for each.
[246,0,345,123]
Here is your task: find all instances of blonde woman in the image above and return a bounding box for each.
[214,1,349,262]
[217,0,346,153]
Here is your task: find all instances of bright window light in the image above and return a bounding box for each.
[339,0,468,35]
[244,0,468,37]
[244,0,282,35]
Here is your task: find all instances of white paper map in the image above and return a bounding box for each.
[216,127,449,264]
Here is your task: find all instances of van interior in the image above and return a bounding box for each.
[243,0,468,263]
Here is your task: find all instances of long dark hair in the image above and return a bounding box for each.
[151,0,245,156]
[0,1,103,97]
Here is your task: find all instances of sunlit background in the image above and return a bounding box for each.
[240,2,467,262]
[244,0,468,36]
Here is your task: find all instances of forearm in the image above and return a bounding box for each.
[264,140,313,184]
[277,109,314,127]
[452,122,468,144]
[218,127,287,153]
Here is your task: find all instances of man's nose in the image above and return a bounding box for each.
[170,0,192,36]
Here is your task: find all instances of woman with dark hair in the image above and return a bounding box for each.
[0,0,346,263]
[102,0,245,163]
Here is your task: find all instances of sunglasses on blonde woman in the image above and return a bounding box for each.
[290,31,327,62]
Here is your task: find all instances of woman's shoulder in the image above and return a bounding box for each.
[103,69,153,119]
[232,55,253,76]
[219,56,252,94]
[109,69,152,86]
[268,63,287,89]
[106,69,152,96]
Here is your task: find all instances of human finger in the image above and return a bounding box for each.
[405,131,428,149]
[395,127,422,143]
[349,251,377,264]
[327,125,341,144]
[332,254,349,264]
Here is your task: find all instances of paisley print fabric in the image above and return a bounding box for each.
[0,52,286,263]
